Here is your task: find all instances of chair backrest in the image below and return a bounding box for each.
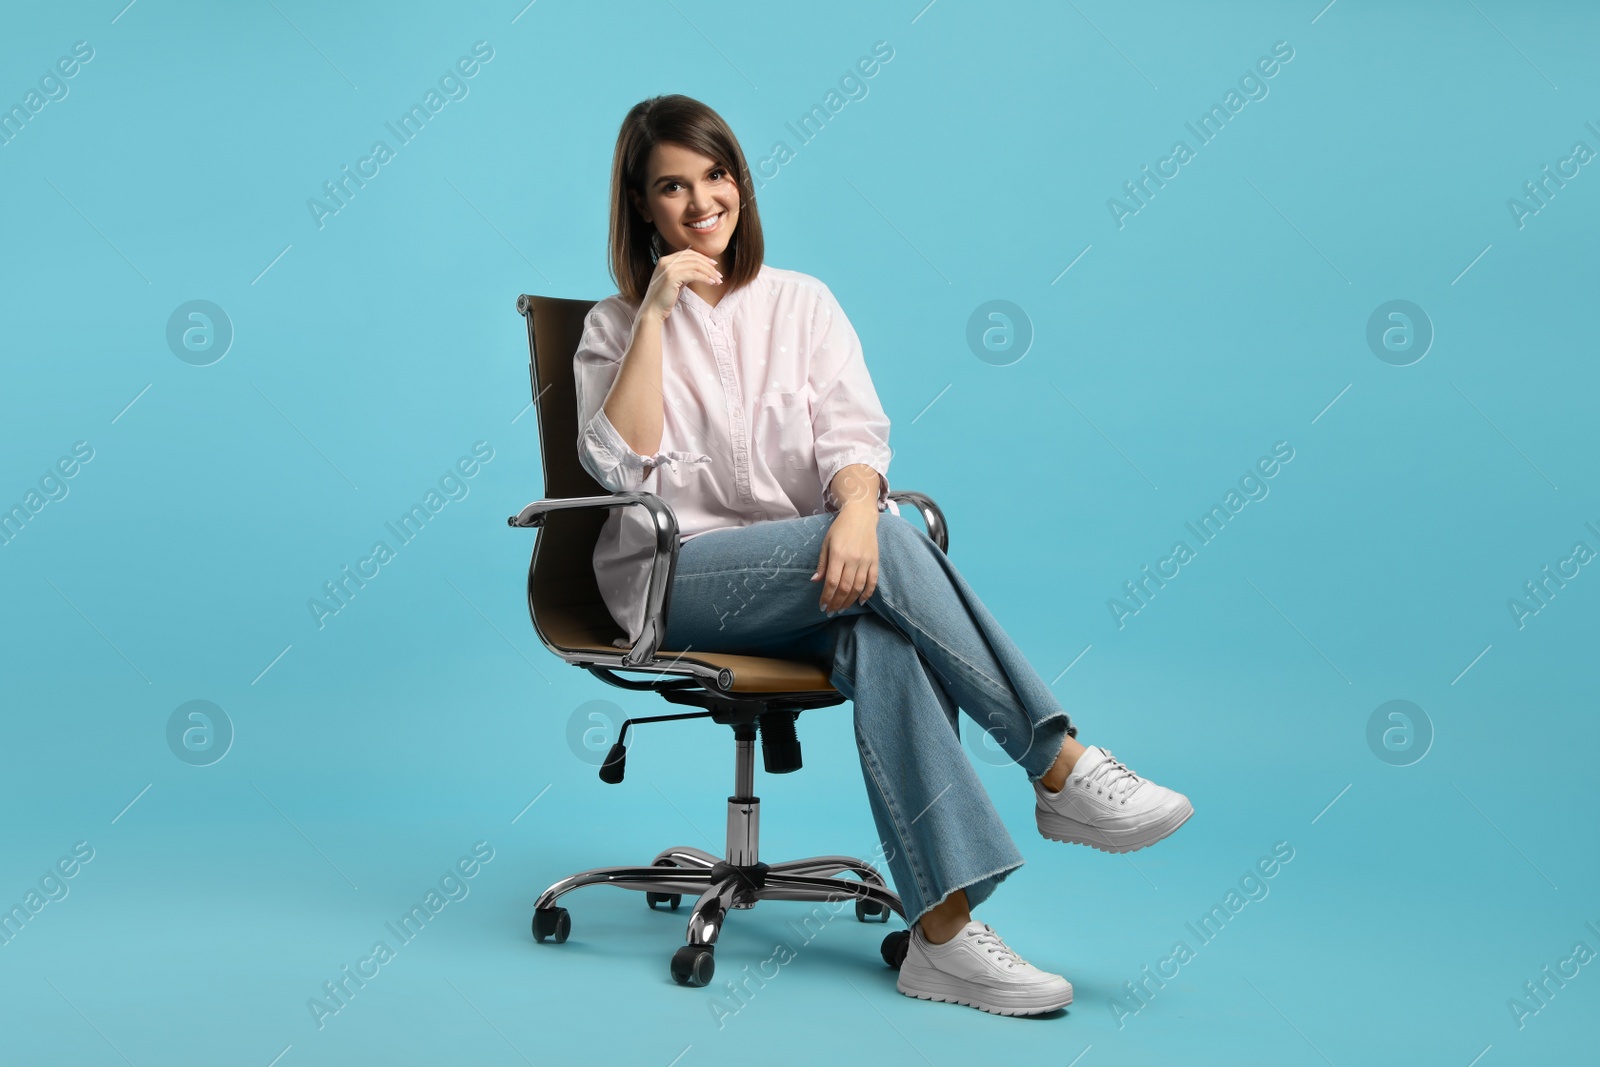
[517,294,625,649]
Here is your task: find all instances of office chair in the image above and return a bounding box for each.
[508,292,953,988]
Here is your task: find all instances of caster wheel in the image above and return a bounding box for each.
[648,858,683,911]
[532,906,570,944]
[855,898,889,923]
[670,945,716,987]
[880,929,910,970]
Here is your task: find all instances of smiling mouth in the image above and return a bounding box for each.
[686,211,724,233]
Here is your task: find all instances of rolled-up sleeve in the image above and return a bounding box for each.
[574,301,664,494]
[807,284,893,513]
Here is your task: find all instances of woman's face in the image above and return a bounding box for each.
[632,141,741,264]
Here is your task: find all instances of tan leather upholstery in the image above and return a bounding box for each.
[535,598,834,694]
[521,294,839,697]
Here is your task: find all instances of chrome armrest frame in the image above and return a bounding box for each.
[887,490,949,554]
[506,487,948,677]
[508,491,680,668]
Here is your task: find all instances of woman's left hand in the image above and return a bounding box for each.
[812,504,879,613]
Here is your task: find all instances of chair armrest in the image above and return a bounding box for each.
[507,491,680,667]
[887,490,949,554]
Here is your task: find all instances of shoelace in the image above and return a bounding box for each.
[1076,749,1147,804]
[970,924,1030,969]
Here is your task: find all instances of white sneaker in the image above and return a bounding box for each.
[895,919,1073,1016]
[1035,745,1193,853]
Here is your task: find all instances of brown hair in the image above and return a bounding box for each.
[608,94,764,304]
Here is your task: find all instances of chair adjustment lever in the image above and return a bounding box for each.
[598,710,715,784]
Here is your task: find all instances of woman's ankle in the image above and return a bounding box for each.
[1040,736,1088,793]
[918,890,971,944]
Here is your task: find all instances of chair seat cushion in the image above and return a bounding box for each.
[539,603,837,694]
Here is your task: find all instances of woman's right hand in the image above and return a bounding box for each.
[641,247,723,323]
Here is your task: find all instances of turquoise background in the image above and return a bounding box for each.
[2,0,1596,1063]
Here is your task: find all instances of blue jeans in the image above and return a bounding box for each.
[660,510,1076,925]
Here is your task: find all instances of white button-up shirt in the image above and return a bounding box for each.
[573,263,900,647]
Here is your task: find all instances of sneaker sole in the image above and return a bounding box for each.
[1037,798,1194,854]
[896,974,1073,1016]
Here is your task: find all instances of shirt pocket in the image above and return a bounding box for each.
[754,390,814,471]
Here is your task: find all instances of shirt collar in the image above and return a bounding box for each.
[676,264,761,323]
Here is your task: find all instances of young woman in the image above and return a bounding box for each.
[574,94,1194,1017]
